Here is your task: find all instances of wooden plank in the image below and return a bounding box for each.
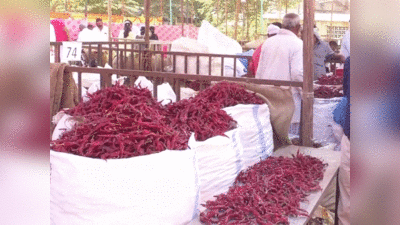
[300,0,315,147]
[64,66,304,87]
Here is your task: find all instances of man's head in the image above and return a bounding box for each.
[267,24,280,38]
[140,26,145,35]
[96,18,103,29]
[79,24,86,31]
[282,13,301,35]
[329,40,339,51]
[271,22,282,28]
[150,26,155,34]
[87,24,94,30]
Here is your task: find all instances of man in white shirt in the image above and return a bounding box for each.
[93,18,109,42]
[256,13,303,130]
[77,24,95,42]
[341,28,350,59]
[50,23,56,42]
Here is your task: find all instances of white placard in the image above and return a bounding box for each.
[62,42,82,62]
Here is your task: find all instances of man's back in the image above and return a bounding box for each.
[256,29,303,83]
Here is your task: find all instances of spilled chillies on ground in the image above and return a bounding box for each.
[200,151,327,225]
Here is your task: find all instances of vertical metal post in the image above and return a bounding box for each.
[181,0,184,36]
[260,0,264,34]
[108,0,112,42]
[234,0,240,40]
[170,0,173,25]
[225,0,228,35]
[300,0,315,147]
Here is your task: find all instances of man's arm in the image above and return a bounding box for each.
[290,42,303,83]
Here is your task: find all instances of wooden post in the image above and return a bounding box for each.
[108,0,112,42]
[144,0,151,71]
[300,0,315,147]
[234,0,240,40]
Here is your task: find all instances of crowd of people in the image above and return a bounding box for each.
[50,18,159,43]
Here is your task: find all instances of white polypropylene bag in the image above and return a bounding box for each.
[50,149,200,225]
[313,97,342,145]
[51,114,76,141]
[157,82,176,105]
[189,130,241,212]
[224,104,274,167]
[197,21,242,55]
[134,76,154,93]
[170,37,210,75]
[190,104,273,210]
[197,21,245,77]
[289,97,342,146]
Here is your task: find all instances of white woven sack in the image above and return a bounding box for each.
[190,104,274,211]
[188,130,241,212]
[50,149,199,225]
[313,97,343,145]
[223,104,273,167]
[171,37,210,75]
[157,82,176,105]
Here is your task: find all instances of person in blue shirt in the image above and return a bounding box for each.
[333,56,350,225]
[333,57,350,139]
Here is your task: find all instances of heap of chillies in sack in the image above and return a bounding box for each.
[50,82,264,159]
[316,75,343,85]
[200,150,327,225]
[314,86,343,99]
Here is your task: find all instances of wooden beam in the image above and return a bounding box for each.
[300,0,315,147]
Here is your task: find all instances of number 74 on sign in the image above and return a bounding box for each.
[62,42,82,61]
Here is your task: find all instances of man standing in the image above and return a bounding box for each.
[248,23,281,76]
[94,18,109,42]
[341,22,350,59]
[313,31,345,80]
[256,13,303,130]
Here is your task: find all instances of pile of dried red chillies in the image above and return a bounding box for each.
[314,86,343,99]
[51,85,187,159]
[165,82,264,141]
[200,151,327,225]
[316,75,343,85]
[51,82,264,159]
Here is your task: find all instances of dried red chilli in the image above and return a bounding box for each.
[51,82,265,159]
[192,81,264,108]
[316,75,343,85]
[314,86,343,99]
[200,150,327,225]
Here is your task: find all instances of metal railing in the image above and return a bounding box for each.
[50,41,253,78]
[63,65,303,103]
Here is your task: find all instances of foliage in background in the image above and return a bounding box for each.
[50,0,307,41]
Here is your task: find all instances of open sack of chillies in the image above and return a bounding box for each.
[50,81,277,225]
[307,75,345,148]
